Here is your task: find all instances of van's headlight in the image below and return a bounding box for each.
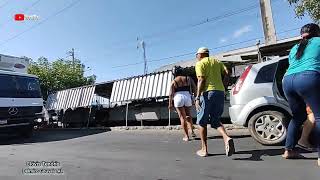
[36,118,42,123]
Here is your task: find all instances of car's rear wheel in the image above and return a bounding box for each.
[248,111,288,145]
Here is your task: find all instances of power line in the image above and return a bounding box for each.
[0,0,10,9]
[98,24,298,71]
[112,61,145,69]
[23,0,42,12]
[111,39,260,69]
[111,27,300,69]
[277,27,300,35]
[143,4,259,40]
[147,39,261,63]
[141,0,281,41]
[102,0,283,56]
[102,2,264,54]
[0,0,82,47]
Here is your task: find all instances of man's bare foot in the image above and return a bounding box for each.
[196,149,208,157]
[282,150,305,159]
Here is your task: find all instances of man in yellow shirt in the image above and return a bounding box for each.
[195,47,235,157]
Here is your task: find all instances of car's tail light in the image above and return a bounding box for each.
[232,65,253,95]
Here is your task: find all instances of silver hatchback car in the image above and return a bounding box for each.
[229,57,292,145]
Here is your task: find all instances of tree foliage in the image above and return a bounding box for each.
[288,0,320,23]
[28,57,96,99]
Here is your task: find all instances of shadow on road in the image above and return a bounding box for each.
[233,148,317,161]
[194,135,251,141]
[0,129,110,145]
[207,153,226,157]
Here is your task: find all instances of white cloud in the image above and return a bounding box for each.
[220,38,228,43]
[233,25,252,38]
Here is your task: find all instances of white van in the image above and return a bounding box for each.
[0,55,43,137]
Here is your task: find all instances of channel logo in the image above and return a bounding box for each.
[14,14,39,21]
[14,14,24,21]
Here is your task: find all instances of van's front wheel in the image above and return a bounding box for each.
[248,111,288,145]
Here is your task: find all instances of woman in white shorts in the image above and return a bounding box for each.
[169,68,197,141]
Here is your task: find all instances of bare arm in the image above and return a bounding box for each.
[196,76,205,98]
[222,66,230,90]
[168,81,175,108]
[190,77,197,96]
[195,76,205,111]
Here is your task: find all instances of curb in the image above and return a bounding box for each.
[36,127,250,138]
[36,125,250,137]
[109,124,247,131]
[37,124,246,131]
[36,124,250,137]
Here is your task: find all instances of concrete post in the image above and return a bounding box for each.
[260,0,277,45]
[126,103,129,127]
[86,107,92,129]
[168,108,171,126]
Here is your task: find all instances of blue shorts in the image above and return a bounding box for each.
[197,90,225,129]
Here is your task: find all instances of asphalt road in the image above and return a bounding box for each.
[0,129,319,180]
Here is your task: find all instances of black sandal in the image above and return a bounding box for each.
[226,138,235,157]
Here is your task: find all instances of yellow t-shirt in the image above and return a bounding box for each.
[195,57,226,92]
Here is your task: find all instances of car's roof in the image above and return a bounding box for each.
[0,69,38,78]
[253,56,288,68]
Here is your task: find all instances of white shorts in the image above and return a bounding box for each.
[173,91,192,108]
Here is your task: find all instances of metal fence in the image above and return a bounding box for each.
[46,85,96,110]
[110,70,173,103]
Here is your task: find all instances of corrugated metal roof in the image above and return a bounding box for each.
[110,70,173,103]
[92,95,109,105]
[46,85,96,110]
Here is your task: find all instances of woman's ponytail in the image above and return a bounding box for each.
[295,23,320,60]
[296,38,309,59]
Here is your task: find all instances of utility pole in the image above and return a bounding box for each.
[137,39,147,74]
[256,40,262,62]
[142,41,147,74]
[67,48,75,70]
[259,0,277,45]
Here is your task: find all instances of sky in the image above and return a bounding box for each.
[0,0,313,82]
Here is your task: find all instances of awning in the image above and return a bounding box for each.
[46,85,96,110]
[110,70,173,103]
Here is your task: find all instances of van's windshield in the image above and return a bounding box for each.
[0,74,41,98]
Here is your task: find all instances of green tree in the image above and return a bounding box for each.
[28,57,96,99]
[288,0,320,23]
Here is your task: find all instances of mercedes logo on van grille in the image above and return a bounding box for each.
[8,107,19,115]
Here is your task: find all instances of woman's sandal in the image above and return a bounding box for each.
[225,138,235,157]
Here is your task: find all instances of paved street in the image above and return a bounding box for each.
[0,129,319,180]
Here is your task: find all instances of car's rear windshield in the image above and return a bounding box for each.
[254,62,277,84]
[0,74,41,98]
